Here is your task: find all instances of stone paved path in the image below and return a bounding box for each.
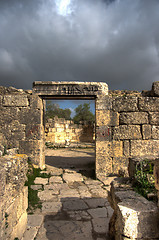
[22,149,114,240]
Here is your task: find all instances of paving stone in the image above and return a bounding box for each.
[63,199,88,211]
[34,177,48,185]
[87,207,108,218]
[68,211,91,221]
[92,218,109,234]
[79,190,92,198]
[42,201,62,213]
[84,198,107,208]
[49,176,63,183]
[63,173,83,183]
[90,189,108,198]
[30,184,43,190]
[35,225,48,240]
[38,190,58,201]
[59,189,80,198]
[27,214,44,227]
[44,220,93,240]
[84,179,103,185]
[44,184,59,193]
[22,227,38,240]
[47,166,63,176]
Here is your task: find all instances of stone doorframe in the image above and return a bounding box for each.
[32,81,110,180]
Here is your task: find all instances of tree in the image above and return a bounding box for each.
[45,101,71,120]
[73,103,95,124]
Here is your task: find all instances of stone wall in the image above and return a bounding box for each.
[45,116,94,144]
[108,81,159,176]
[0,86,45,168]
[0,154,28,240]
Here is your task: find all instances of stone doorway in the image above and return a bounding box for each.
[32,81,109,180]
[44,98,96,178]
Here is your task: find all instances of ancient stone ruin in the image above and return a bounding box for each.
[0,81,159,239]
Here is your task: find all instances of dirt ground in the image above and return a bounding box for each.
[45,148,95,173]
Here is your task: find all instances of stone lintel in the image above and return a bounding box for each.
[32,81,108,97]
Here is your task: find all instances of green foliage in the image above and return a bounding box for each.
[25,161,51,210]
[3,145,7,156]
[133,160,156,199]
[45,101,71,120]
[73,103,95,124]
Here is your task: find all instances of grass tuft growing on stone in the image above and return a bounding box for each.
[25,160,51,211]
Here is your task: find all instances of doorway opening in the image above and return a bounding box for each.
[44,98,96,179]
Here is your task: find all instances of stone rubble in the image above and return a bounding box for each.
[22,167,113,240]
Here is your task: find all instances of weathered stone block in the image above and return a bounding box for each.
[119,112,148,125]
[131,140,159,157]
[28,94,43,109]
[142,124,151,139]
[96,141,112,178]
[25,124,42,140]
[149,112,159,125]
[152,125,159,139]
[123,140,130,157]
[96,110,119,126]
[108,183,159,240]
[112,96,138,112]
[0,96,2,105]
[19,108,42,125]
[111,141,123,158]
[3,95,29,107]
[96,126,111,141]
[139,97,159,111]
[113,125,142,140]
[96,96,112,110]
[0,107,19,125]
[112,157,128,176]
[151,81,159,96]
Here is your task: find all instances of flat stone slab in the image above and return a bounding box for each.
[27,215,44,228]
[42,201,62,213]
[87,207,108,218]
[92,218,109,234]
[63,199,88,211]
[22,227,38,240]
[84,198,107,208]
[49,176,63,183]
[31,184,43,190]
[59,189,80,198]
[44,220,93,240]
[47,166,63,176]
[68,210,91,221]
[38,190,58,201]
[63,173,83,183]
[34,177,48,185]
[44,184,59,194]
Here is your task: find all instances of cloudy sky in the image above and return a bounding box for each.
[0,0,159,91]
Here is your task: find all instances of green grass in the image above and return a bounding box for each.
[133,160,156,199]
[25,160,51,211]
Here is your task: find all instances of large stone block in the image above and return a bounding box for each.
[152,125,159,139]
[96,96,112,110]
[25,124,42,140]
[18,108,42,125]
[111,141,123,158]
[142,125,151,139]
[149,112,159,125]
[112,96,138,112]
[96,126,112,141]
[3,95,29,107]
[139,97,159,111]
[108,184,159,240]
[0,107,19,125]
[96,110,119,126]
[112,157,128,176]
[151,81,159,96]
[96,141,112,178]
[131,140,159,157]
[119,112,148,125]
[28,94,43,109]
[113,125,142,140]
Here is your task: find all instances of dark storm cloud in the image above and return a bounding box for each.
[0,0,159,90]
